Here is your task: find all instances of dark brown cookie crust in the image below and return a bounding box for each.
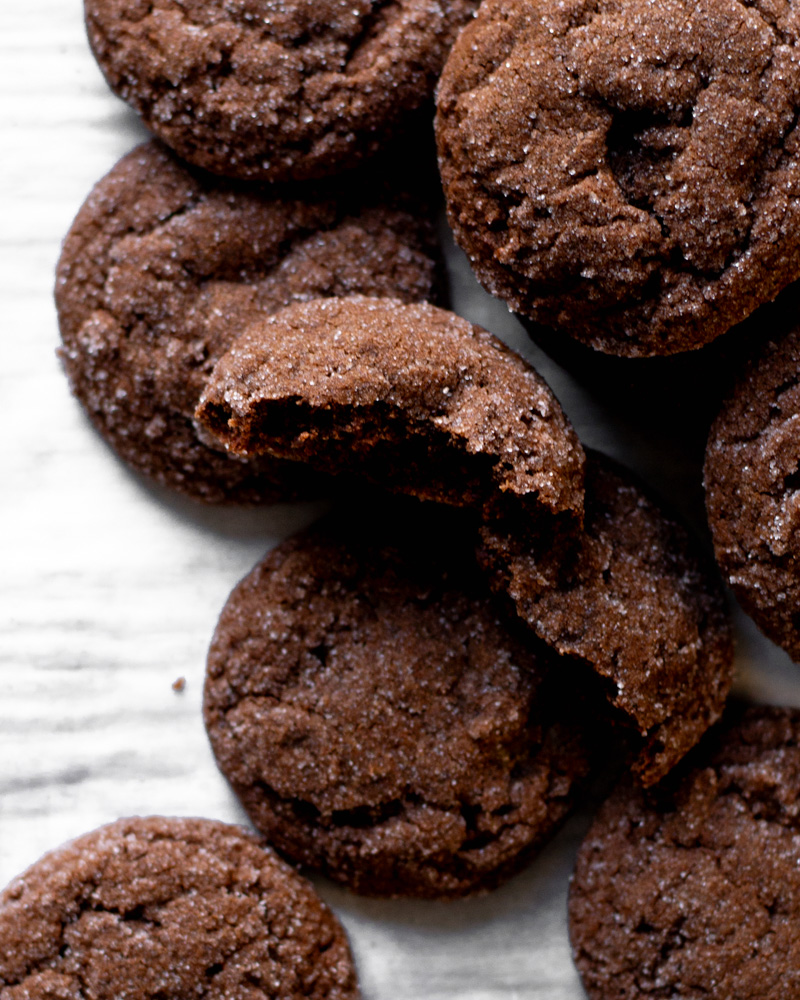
[0,816,359,1000]
[569,706,800,1000]
[85,0,478,182]
[196,296,585,521]
[204,504,593,899]
[479,452,733,785]
[705,325,800,662]
[56,141,441,503]
[436,0,800,357]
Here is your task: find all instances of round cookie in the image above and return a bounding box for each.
[203,502,593,898]
[569,706,800,1000]
[479,452,733,785]
[84,0,479,182]
[705,324,800,662]
[436,0,800,357]
[56,141,441,503]
[195,296,585,522]
[0,815,359,999]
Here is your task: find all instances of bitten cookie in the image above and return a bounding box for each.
[0,816,359,999]
[196,296,585,522]
[436,0,800,357]
[203,503,593,898]
[705,325,800,663]
[84,0,478,182]
[56,141,441,503]
[569,706,800,1000]
[479,452,733,785]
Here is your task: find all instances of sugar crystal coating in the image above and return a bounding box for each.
[0,816,359,1000]
[480,452,733,784]
[85,0,479,181]
[705,324,800,661]
[437,0,800,356]
[204,504,593,898]
[56,142,440,503]
[570,706,800,1000]
[196,296,585,521]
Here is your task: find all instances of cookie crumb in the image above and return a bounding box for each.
[172,677,186,693]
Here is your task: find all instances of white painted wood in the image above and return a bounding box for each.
[2,3,799,997]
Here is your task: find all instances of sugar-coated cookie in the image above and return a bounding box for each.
[437,0,800,356]
[570,706,800,1000]
[196,296,585,522]
[85,0,478,181]
[204,503,593,898]
[56,142,441,503]
[480,452,733,784]
[705,324,800,662]
[0,816,359,999]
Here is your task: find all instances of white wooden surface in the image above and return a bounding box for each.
[3,3,800,997]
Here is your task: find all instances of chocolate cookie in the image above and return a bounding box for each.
[436,0,800,357]
[203,503,593,898]
[705,325,800,662]
[56,141,441,503]
[0,815,359,999]
[196,296,585,522]
[84,0,478,182]
[479,452,733,785]
[569,706,800,1000]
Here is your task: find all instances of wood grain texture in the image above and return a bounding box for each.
[2,3,800,999]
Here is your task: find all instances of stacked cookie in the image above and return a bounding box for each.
[193,296,733,796]
[55,140,443,503]
[10,0,800,998]
[203,499,594,899]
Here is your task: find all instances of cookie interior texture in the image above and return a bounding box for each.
[196,295,585,522]
[56,141,441,503]
[569,706,800,1000]
[479,451,734,785]
[0,816,359,1000]
[705,324,800,662]
[203,502,593,898]
[436,0,800,357]
[85,0,479,182]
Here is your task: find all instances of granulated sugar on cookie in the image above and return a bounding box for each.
[437,0,800,356]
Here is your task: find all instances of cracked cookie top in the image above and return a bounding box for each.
[705,324,800,662]
[479,452,734,786]
[0,816,359,1000]
[203,503,593,898]
[195,296,585,522]
[569,706,800,1000]
[84,0,478,181]
[436,0,800,356]
[56,141,441,503]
